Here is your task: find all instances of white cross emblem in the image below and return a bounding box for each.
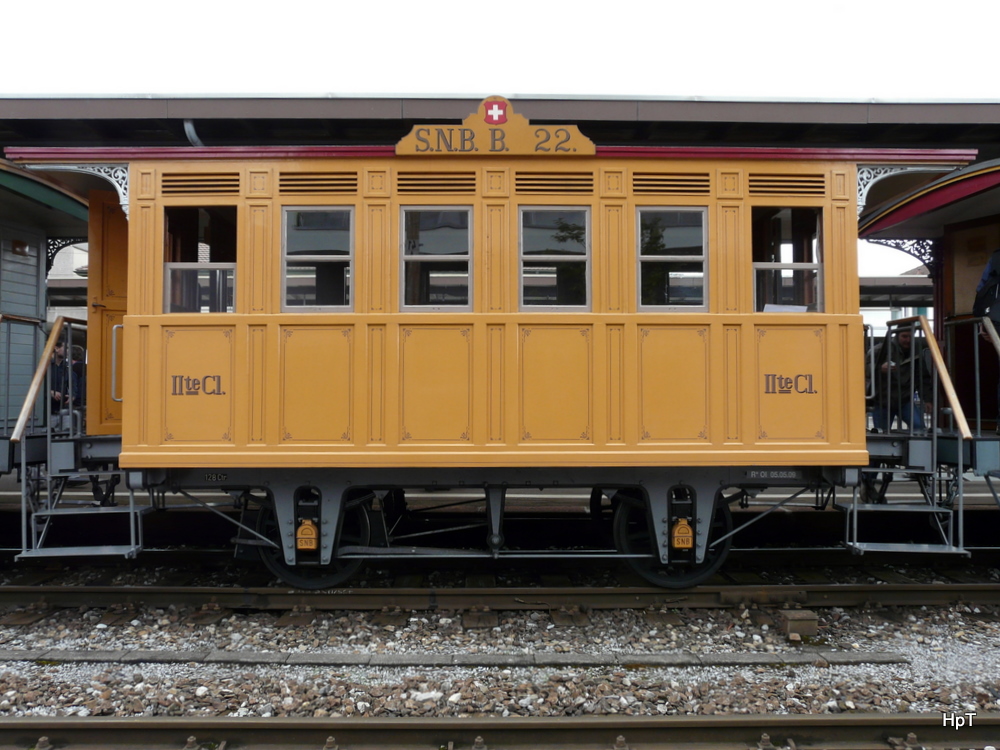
[485,103,506,123]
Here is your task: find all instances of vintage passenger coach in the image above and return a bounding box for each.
[2,97,984,588]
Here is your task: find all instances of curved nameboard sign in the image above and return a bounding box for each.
[396,97,595,157]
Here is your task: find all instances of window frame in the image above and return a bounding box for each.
[750,205,825,313]
[518,205,591,312]
[162,205,238,314]
[399,205,473,312]
[635,206,709,312]
[281,205,355,312]
[163,263,236,314]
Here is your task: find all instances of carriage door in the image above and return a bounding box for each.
[86,190,128,435]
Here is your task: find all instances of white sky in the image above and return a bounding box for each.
[4,1,999,100]
[3,0,987,278]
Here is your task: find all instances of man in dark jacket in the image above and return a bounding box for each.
[49,339,81,429]
[975,249,1000,431]
[870,328,930,432]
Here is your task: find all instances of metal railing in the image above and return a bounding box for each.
[8,315,87,444]
[857,316,972,555]
[0,313,46,439]
[867,315,971,440]
[943,315,1000,438]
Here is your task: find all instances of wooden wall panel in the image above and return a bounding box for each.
[601,169,626,198]
[368,325,385,443]
[485,204,507,312]
[519,326,592,442]
[719,204,743,314]
[365,204,389,313]
[138,203,157,316]
[756,326,826,441]
[601,204,625,313]
[136,169,156,200]
[89,191,130,434]
[718,169,743,199]
[638,326,709,441]
[248,169,272,198]
[400,326,472,442]
[247,204,270,314]
[606,324,625,442]
[135,325,149,445]
[831,169,850,201]
[279,326,353,442]
[365,170,389,198]
[828,203,857,314]
[487,324,505,442]
[484,168,508,197]
[248,325,266,443]
[162,327,234,443]
[724,325,741,441]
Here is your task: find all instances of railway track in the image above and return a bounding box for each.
[1,714,998,749]
[2,580,1000,621]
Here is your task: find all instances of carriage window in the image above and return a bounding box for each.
[401,208,471,309]
[520,208,589,309]
[638,208,707,309]
[752,207,823,312]
[164,206,237,313]
[283,208,353,310]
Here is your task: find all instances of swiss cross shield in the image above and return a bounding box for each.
[483,100,507,124]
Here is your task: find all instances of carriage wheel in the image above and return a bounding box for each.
[612,491,732,588]
[256,496,370,589]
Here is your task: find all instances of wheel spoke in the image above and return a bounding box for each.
[255,500,370,589]
[613,493,732,589]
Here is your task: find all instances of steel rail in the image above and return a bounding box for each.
[0,714,997,749]
[3,581,1000,611]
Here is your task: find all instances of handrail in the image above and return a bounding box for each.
[864,324,876,401]
[0,313,45,326]
[886,315,972,440]
[8,315,87,444]
[981,316,1000,356]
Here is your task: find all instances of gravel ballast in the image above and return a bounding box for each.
[0,603,998,718]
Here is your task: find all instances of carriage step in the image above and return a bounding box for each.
[846,542,968,555]
[835,502,951,513]
[2,433,47,473]
[858,468,937,476]
[32,506,152,517]
[16,545,143,560]
[857,503,950,512]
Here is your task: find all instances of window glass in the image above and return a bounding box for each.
[638,209,706,308]
[283,208,353,309]
[520,208,589,308]
[402,209,471,308]
[751,207,823,312]
[164,206,237,313]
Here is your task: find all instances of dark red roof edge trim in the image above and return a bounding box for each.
[4,145,978,163]
[4,146,397,161]
[596,147,978,162]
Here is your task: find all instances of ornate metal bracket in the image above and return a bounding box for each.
[857,166,910,216]
[866,238,937,275]
[26,163,129,219]
[46,237,87,274]
[857,165,952,217]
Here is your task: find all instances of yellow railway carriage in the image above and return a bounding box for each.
[13,99,928,588]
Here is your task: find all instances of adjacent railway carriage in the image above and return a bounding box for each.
[10,97,968,589]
